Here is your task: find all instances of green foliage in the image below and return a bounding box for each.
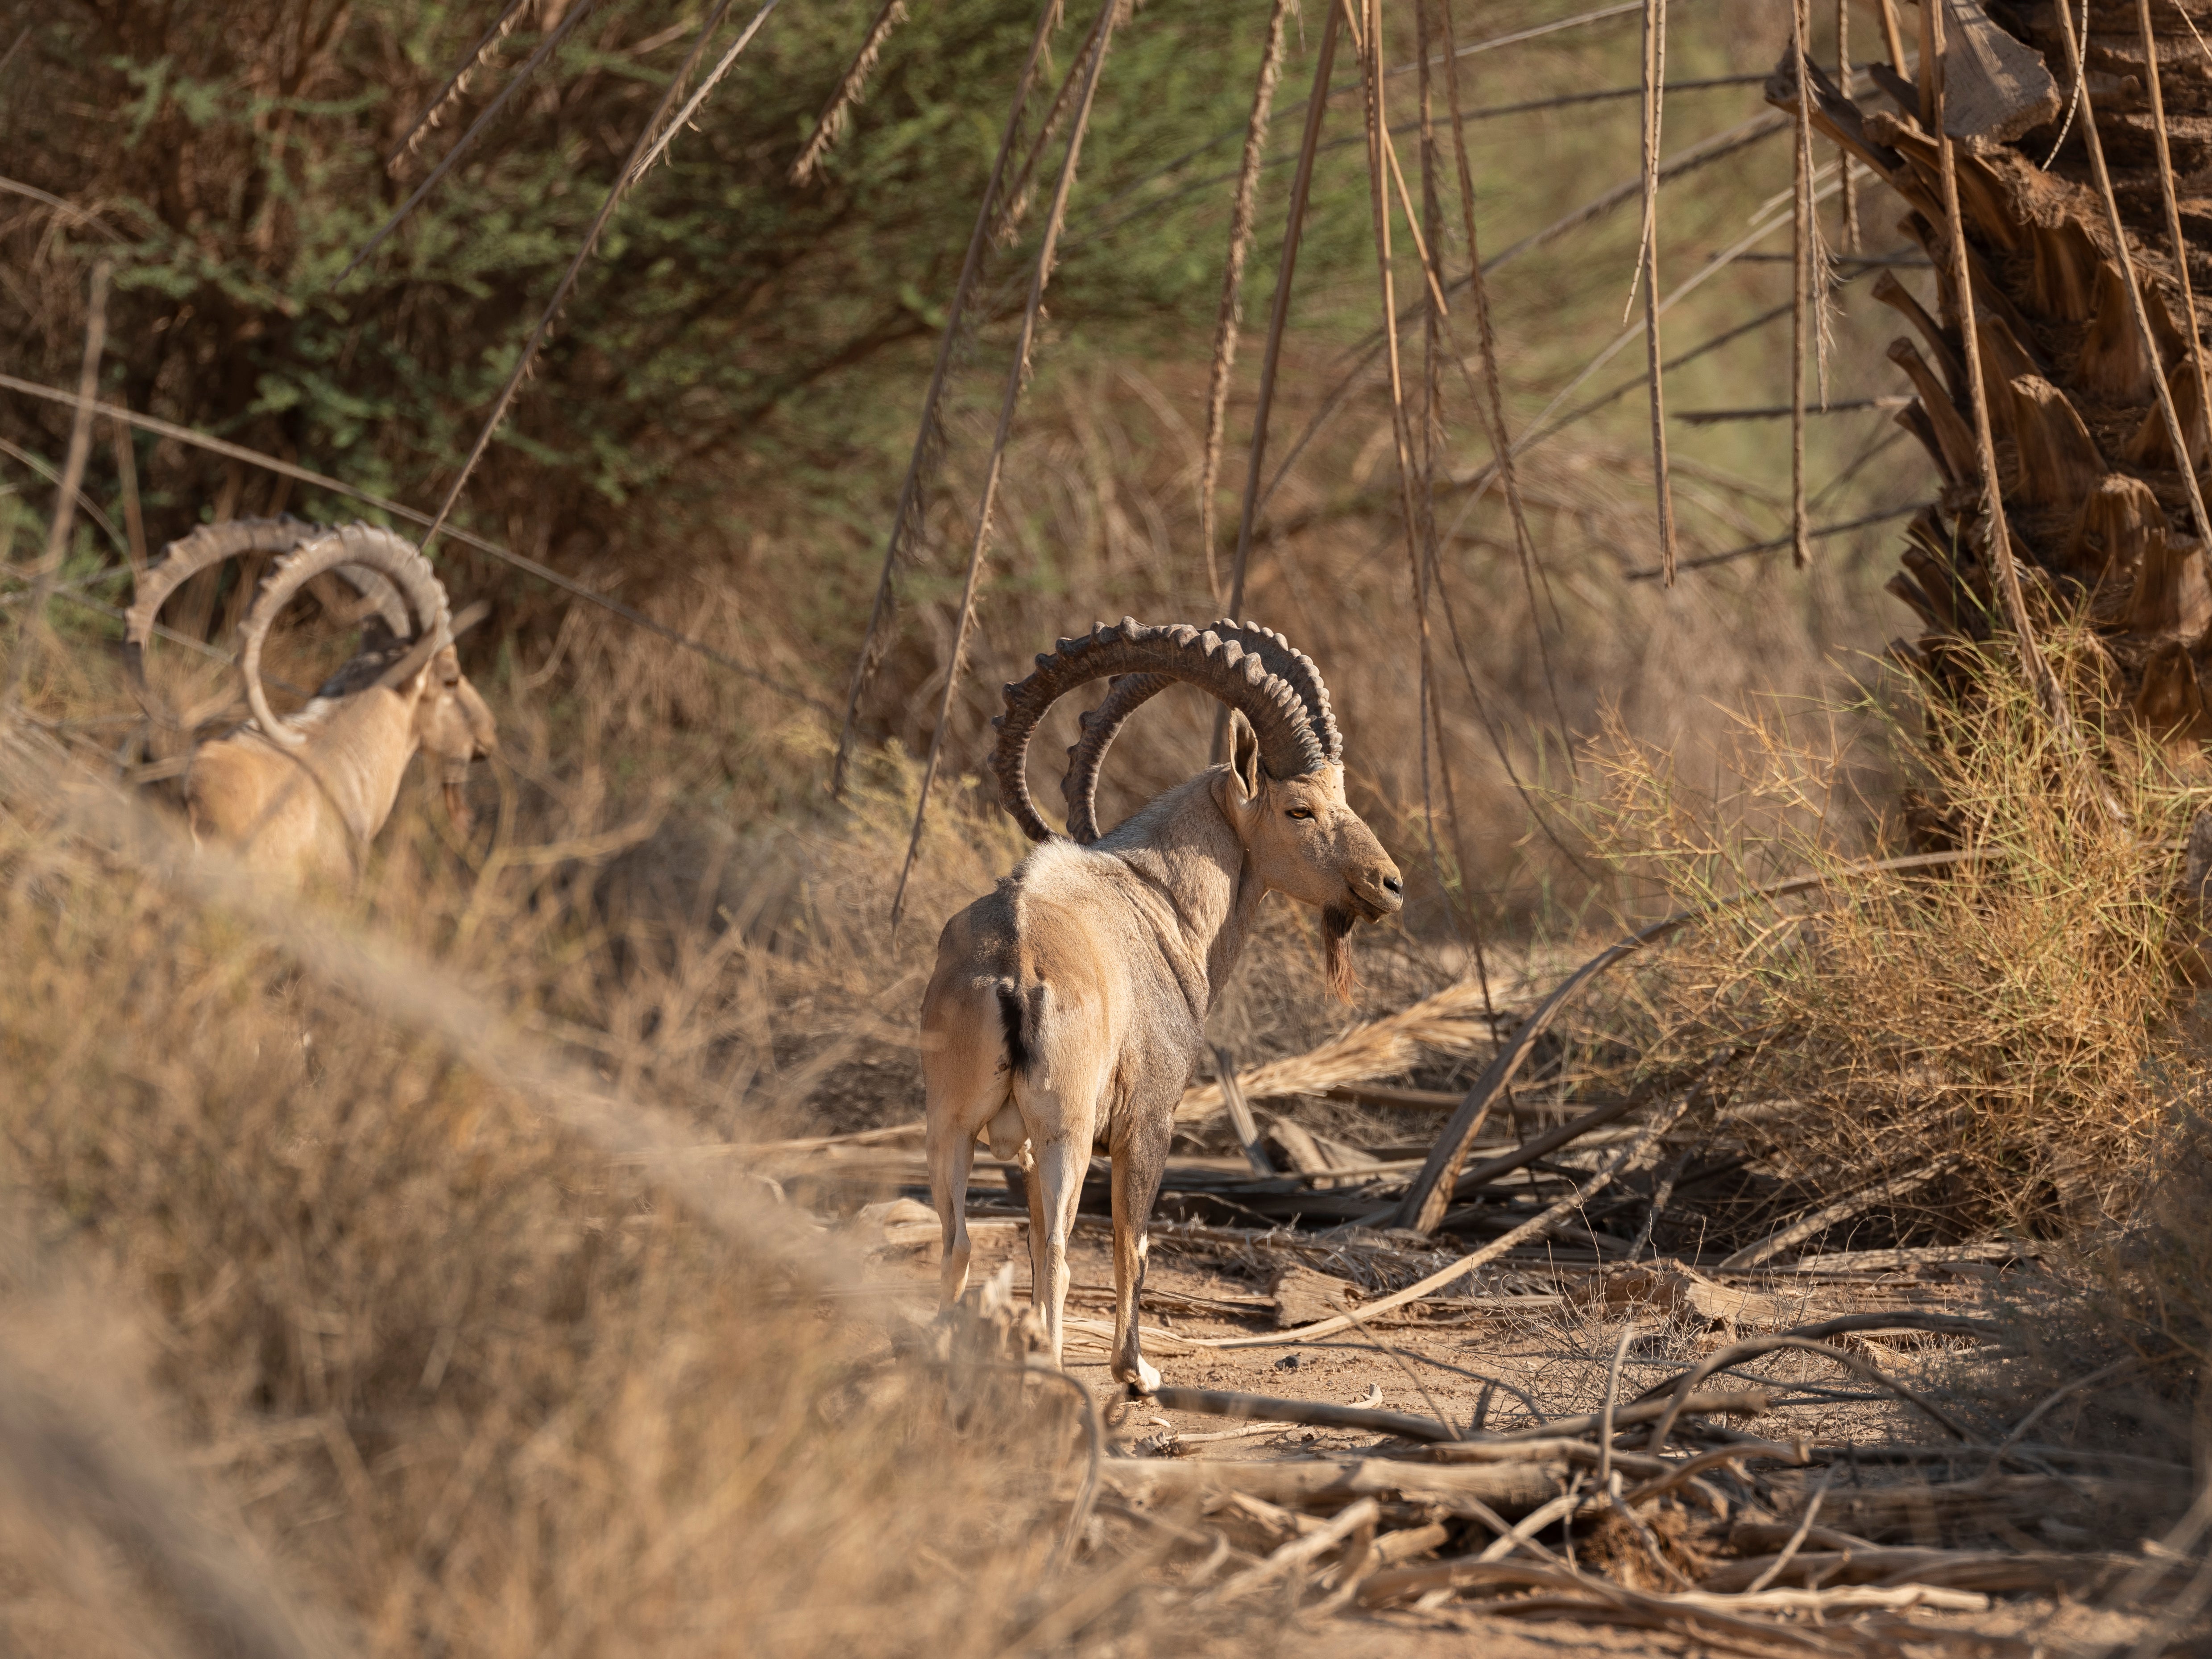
[4,0,1334,576]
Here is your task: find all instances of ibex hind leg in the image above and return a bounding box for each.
[1028,1132,1092,1372]
[1109,1109,1172,1395]
[925,1117,980,1308]
[922,977,1022,1309]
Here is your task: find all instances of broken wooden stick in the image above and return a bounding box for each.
[1363,1554,1988,1613]
[1202,1496,1379,1606]
[1098,1455,1565,1518]
[1716,1157,1958,1268]
[1705,1546,2147,1595]
[1619,1439,1807,1506]
[1432,1438,1672,1476]
[1494,1390,1774,1444]
[1629,1313,1993,1448]
[1194,1085,1696,1349]
[1211,1045,1277,1177]
[1149,1386,1452,1444]
[1443,1088,1665,1204]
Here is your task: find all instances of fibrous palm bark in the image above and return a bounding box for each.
[1773,2,2212,807]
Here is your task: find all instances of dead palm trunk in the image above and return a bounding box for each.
[1775,1,2212,801]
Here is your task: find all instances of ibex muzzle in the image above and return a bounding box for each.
[922,619,1400,1393]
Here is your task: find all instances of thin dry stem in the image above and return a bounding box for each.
[389,0,535,172]
[1196,0,1294,604]
[1638,0,1678,583]
[1789,0,1812,569]
[4,260,107,714]
[832,0,1066,794]
[416,0,757,560]
[791,0,911,184]
[889,0,1120,930]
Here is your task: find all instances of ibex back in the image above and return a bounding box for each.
[921,619,1401,1392]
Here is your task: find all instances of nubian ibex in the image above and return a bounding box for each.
[922,619,1402,1392]
[125,518,496,888]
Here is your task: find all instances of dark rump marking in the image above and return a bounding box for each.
[997,984,1031,1073]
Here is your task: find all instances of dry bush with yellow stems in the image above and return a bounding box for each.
[1577,635,2204,1251]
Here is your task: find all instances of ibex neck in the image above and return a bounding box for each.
[274,689,422,844]
[1095,770,1265,1018]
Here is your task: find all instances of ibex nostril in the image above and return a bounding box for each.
[1382,874,1403,894]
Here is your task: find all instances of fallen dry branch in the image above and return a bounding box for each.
[1098,1455,1565,1518]
[1201,1496,1377,1607]
[1703,1547,2145,1595]
[1658,1583,1988,1613]
[1619,1440,1808,1505]
[1494,1389,1776,1444]
[1360,1554,1986,1614]
[1717,1158,1959,1269]
[1192,1085,1695,1348]
[1172,973,1503,1121]
[1321,1082,1463,1111]
[1434,1432,1804,1490]
[1630,1314,1996,1448]
[1803,1472,2166,1543]
[1434,1437,1661,1475]
[1805,1443,2187,1477]
[1787,1242,2043,1273]
[1440,1087,1665,1203]
[730,1120,925,1155]
[1149,1386,1454,1443]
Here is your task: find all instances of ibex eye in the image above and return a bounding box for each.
[1287,806,1314,821]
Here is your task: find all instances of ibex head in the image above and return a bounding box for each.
[126,518,497,834]
[990,617,1402,999]
[1215,711,1401,993]
[235,526,497,832]
[410,643,499,829]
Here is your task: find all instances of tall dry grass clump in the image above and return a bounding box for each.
[1579,641,2203,1249]
[0,732,1286,1656]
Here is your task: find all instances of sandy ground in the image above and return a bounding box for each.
[841,1218,2176,1656]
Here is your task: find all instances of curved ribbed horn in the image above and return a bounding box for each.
[1057,619,1342,844]
[990,618,1325,843]
[125,518,414,724]
[239,524,450,750]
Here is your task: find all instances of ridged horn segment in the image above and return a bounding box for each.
[1056,619,1342,844]
[989,617,1326,843]
[124,517,415,723]
[240,524,450,749]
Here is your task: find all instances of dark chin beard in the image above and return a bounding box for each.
[442,778,472,835]
[1321,904,1358,1003]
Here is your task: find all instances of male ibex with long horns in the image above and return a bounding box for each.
[923,619,1402,1392]
[125,518,495,888]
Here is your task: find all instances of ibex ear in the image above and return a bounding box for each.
[1227,709,1263,802]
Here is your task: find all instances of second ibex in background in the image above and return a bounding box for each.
[126,518,496,889]
[922,619,1402,1393]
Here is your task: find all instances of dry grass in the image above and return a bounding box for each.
[1574,636,2203,1250]
[0,724,1332,1656]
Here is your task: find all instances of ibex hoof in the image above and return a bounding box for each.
[1114,1357,1162,1397]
